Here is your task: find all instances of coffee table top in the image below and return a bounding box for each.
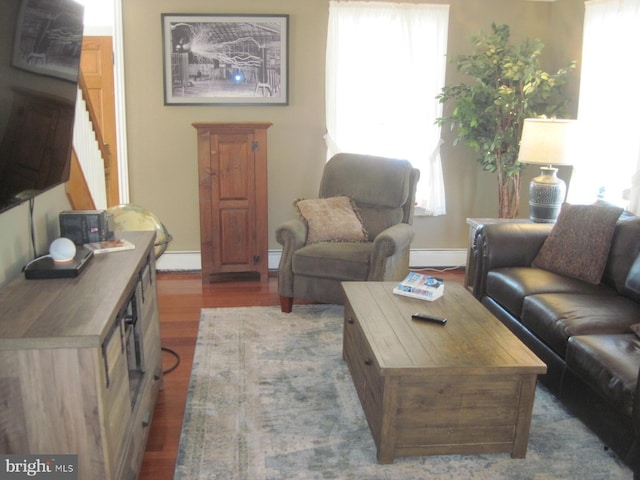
[341,281,547,376]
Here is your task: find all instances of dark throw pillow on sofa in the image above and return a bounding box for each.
[532,203,623,285]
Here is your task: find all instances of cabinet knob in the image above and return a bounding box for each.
[347,317,355,324]
[142,410,152,428]
[364,359,372,366]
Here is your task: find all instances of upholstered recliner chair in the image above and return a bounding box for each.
[276,153,420,312]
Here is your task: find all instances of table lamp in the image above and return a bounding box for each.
[518,118,578,223]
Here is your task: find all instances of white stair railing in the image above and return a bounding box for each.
[72,88,107,210]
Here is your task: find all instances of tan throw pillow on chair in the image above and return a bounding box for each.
[294,196,368,245]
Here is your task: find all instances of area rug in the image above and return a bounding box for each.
[174,305,632,480]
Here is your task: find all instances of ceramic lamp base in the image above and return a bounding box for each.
[529,166,566,223]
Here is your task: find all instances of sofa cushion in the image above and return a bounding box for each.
[602,217,640,300]
[532,203,623,285]
[292,241,373,281]
[566,334,640,418]
[627,254,640,293]
[485,267,609,318]
[294,196,368,245]
[521,293,640,357]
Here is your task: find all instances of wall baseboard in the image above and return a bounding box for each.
[156,248,468,272]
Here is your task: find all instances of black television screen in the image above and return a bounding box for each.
[0,0,84,214]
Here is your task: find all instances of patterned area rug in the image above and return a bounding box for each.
[174,305,632,480]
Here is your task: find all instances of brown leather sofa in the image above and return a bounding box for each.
[472,216,640,476]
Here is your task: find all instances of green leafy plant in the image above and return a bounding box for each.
[437,23,575,218]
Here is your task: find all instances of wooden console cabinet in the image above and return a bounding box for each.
[194,122,271,282]
[0,231,162,480]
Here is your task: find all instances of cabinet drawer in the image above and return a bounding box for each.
[343,305,385,441]
[102,320,132,472]
[119,360,162,479]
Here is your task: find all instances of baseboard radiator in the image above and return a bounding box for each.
[156,248,468,272]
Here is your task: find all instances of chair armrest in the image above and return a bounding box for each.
[369,223,415,279]
[275,218,307,249]
[472,222,553,298]
[275,219,307,297]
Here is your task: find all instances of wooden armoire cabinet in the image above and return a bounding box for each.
[194,122,271,282]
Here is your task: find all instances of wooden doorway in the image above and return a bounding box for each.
[80,36,119,207]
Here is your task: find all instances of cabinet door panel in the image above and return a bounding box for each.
[219,208,252,265]
[217,135,251,200]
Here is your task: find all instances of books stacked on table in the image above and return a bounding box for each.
[84,238,135,254]
[393,272,444,301]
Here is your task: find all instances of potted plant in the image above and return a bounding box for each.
[437,23,575,218]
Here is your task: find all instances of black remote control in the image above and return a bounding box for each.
[411,313,447,325]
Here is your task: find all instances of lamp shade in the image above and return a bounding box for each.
[518,118,578,166]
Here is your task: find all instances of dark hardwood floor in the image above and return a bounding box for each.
[140,269,464,479]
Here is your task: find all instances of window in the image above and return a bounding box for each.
[325,1,450,215]
[568,0,640,213]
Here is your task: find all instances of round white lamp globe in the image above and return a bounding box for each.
[49,237,76,263]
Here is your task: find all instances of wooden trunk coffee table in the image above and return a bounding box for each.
[341,281,547,464]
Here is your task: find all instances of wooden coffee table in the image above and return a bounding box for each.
[341,281,547,464]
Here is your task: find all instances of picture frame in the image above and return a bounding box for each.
[161,13,289,106]
[12,0,84,82]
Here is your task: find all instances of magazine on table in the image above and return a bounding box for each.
[393,272,444,301]
[84,238,135,254]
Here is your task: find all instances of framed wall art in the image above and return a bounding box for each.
[161,13,289,106]
[12,0,84,82]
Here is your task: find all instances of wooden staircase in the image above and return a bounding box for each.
[66,36,118,210]
[66,71,111,210]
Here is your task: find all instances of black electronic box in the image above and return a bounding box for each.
[59,210,114,245]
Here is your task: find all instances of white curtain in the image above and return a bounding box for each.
[568,0,640,213]
[325,1,449,215]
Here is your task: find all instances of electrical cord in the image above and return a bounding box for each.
[22,254,52,271]
[161,346,181,374]
[21,196,49,272]
[29,196,37,257]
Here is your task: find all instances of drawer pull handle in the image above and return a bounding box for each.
[142,410,152,428]
[364,359,372,366]
[347,317,355,324]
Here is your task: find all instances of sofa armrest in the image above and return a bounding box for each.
[275,218,308,297]
[369,223,415,280]
[472,222,553,298]
[629,368,640,474]
[634,367,640,436]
